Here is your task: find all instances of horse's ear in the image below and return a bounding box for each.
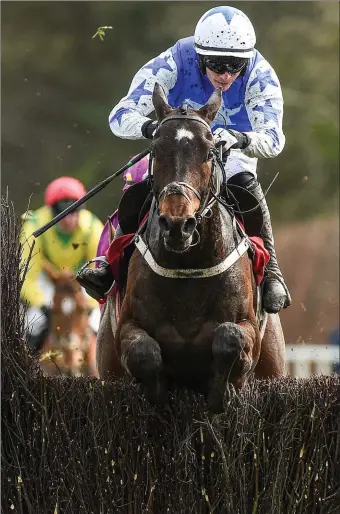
[153,82,173,121]
[197,89,222,124]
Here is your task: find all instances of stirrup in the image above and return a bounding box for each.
[265,268,290,298]
[76,255,108,276]
[264,268,292,309]
[76,256,115,301]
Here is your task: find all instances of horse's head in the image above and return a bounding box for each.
[42,263,85,315]
[151,83,222,253]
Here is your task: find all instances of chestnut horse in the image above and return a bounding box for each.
[97,84,285,412]
[40,262,97,377]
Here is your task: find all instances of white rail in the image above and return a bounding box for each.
[285,344,339,377]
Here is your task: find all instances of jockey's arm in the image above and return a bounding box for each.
[20,217,46,307]
[108,46,178,140]
[242,59,286,159]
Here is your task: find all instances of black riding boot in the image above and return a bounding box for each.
[27,329,49,356]
[76,225,123,301]
[228,172,292,314]
[26,306,51,356]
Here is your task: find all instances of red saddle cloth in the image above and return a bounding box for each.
[105,221,270,294]
[248,236,270,286]
[235,219,270,286]
[105,233,136,284]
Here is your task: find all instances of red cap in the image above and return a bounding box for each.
[44,177,86,206]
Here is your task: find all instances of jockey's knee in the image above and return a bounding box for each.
[123,336,162,380]
[227,172,263,236]
[227,171,258,189]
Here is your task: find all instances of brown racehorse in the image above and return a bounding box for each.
[40,261,97,377]
[97,83,285,412]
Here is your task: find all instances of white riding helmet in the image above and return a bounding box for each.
[194,6,256,58]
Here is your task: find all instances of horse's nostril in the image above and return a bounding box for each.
[183,216,197,235]
[159,215,197,238]
[158,215,170,234]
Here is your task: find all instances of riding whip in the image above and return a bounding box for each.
[32,147,150,238]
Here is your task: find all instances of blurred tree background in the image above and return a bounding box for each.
[1,1,339,347]
[2,1,339,222]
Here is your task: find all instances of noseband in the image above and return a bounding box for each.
[158,181,201,204]
[149,113,227,222]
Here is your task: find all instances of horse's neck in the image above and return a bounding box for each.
[147,204,237,268]
[52,289,85,316]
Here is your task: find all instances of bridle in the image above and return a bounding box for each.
[133,110,252,279]
[148,111,229,225]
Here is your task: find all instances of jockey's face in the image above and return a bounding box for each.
[58,212,79,234]
[205,67,241,92]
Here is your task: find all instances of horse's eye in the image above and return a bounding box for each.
[206,150,214,162]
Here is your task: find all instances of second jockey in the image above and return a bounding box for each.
[77,5,291,314]
[21,176,104,354]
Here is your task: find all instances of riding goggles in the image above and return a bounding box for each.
[204,56,248,75]
[52,199,83,216]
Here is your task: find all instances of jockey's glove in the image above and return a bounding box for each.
[141,120,158,139]
[213,128,250,155]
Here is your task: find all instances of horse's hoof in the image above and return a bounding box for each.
[143,376,168,407]
[207,391,224,414]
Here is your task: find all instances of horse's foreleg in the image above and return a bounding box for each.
[96,299,124,379]
[254,313,285,379]
[86,332,99,377]
[120,321,165,405]
[208,320,259,413]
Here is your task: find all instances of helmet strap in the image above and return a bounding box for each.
[197,54,207,75]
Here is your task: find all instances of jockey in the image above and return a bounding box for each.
[21,176,104,354]
[78,5,291,314]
